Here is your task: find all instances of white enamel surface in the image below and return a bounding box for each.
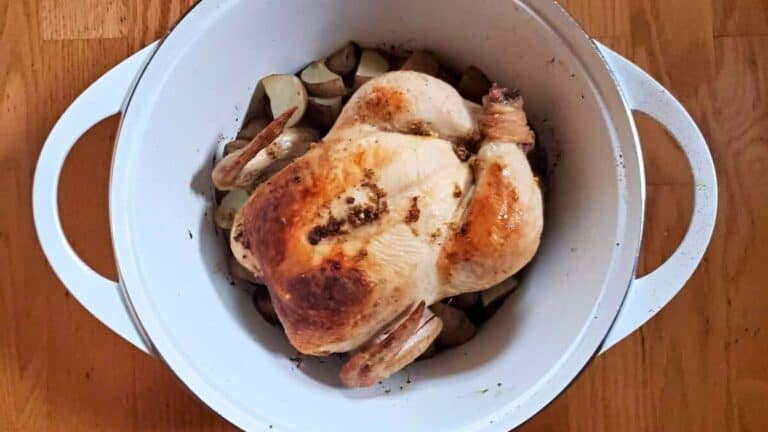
[31,0,718,431]
[32,44,158,354]
[110,1,640,430]
[596,44,718,353]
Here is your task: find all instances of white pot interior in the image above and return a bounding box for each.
[112,1,638,430]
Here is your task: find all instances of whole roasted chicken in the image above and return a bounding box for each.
[213,71,543,387]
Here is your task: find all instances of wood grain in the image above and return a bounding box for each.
[1,1,766,430]
[714,0,768,36]
[39,0,127,40]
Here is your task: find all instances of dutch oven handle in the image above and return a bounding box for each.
[32,44,159,354]
[33,41,718,357]
[595,43,718,353]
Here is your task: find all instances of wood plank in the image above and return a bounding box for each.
[621,0,716,100]
[1,1,52,430]
[522,1,726,431]
[714,0,768,36]
[708,35,768,432]
[126,0,198,48]
[558,0,631,38]
[39,0,127,40]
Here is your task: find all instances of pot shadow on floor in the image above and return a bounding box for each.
[189,139,528,395]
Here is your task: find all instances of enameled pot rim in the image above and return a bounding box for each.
[108,1,645,430]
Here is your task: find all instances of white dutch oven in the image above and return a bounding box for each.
[33,1,717,431]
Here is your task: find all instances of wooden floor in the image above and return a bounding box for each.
[1,0,766,430]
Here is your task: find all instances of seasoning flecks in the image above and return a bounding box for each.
[453,184,463,198]
[405,197,421,224]
[307,216,346,245]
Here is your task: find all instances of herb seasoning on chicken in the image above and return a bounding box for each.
[405,197,421,224]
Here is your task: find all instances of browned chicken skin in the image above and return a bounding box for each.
[219,71,543,386]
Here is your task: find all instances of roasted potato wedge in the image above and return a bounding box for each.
[326,42,358,76]
[242,80,269,125]
[229,255,263,285]
[353,49,390,90]
[214,189,250,229]
[457,65,492,103]
[300,60,347,97]
[431,303,477,347]
[480,278,519,308]
[262,74,308,127]
[307,96,343,128]
[400,50,440,76]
